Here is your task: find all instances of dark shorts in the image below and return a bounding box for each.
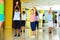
[21,20,26,27]
[43,20,45,23]
[13,20,21,29]
[35,21,39,29]
[30,22,36,31]
[55,20,57,23]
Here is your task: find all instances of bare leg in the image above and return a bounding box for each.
[32,30,36,36]
[15,29,17,34]
[49,27,52,33]
[59,23,60,27]
[17,29,20,37]
[31,31,36,38]
[23,26,25,32]
[32,31,34,35]
[14,29,17,36]
[21,26,25,32]
[21,26,23,32]
[17,29,20,34]
[19,28,21,32]
[0,22,3,30]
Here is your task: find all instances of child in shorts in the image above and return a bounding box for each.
[48,7,53,34]
[30,9,36,38]
[33,7,39,29]
[21,11,26,32]
[13,7,20,37]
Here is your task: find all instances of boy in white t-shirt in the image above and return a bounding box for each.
[21,11,26,32]
[13,7,20,37]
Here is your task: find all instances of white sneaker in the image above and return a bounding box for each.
[31,35,35,38]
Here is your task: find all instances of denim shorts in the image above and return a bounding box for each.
[30,22,36,31]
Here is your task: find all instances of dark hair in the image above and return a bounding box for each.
[59,14,60,16]
[36,11,38,16]
[15,7,19,11]
[31,9,34,11]
[23,11,25,13]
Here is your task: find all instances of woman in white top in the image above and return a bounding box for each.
[21,11,26,32]
[13,7,20,37]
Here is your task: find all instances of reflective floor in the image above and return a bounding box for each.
[0,28,60,40]
[0,23,60,40]
[25,28,60,40]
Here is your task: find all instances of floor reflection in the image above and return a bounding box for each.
[0,21,58,40]
[0,27,60,40]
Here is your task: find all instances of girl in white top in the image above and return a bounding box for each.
[21,11,26,32]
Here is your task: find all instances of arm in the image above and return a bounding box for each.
[34,9,36,15]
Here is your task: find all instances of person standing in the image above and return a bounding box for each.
[13,7,20,37]
[47,7,53,33]
[21,11,26,32]
[30,9,36,38]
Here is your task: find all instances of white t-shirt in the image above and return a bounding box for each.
[13,11,20,20]
[21,14,26,20]
[39,13,43,19]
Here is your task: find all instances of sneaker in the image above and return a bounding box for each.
[17,34,20,37]
[31,35,35,38]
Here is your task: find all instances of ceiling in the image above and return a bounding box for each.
[21,0,34,2]
[22,0,60,10]
[22,0,60,5]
